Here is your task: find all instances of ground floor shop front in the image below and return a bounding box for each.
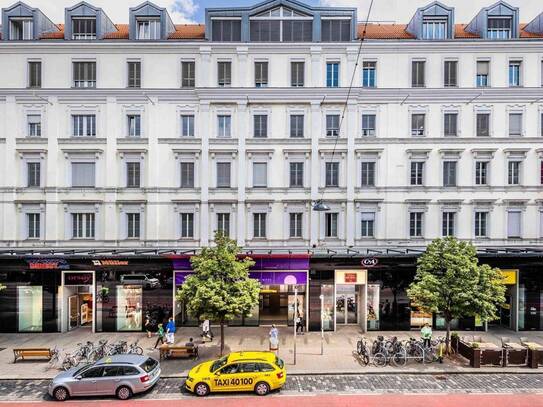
[0,253,541,333]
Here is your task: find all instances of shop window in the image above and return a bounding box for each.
[17,286,43,332]
[116,285,143,331]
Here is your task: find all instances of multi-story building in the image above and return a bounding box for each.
[0,0,541,335]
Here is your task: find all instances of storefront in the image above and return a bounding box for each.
[172,254,310,328]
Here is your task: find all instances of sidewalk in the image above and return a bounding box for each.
[0,326,542,379]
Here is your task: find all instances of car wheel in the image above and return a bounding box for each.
[53,386,69,401]
[254,381,270,396]
[194,382,210,397]
[116,386,132,400]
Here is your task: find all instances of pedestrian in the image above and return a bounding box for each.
[154,323,165,349]
[269,324,279,351]
[295,314,303,335]
[201,319,213,341]
[165,317,176,345]
[421,323,432,348]
[144,316,152,338]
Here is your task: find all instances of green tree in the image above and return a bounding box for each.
[407,237,506,353]
[176,231,260,355]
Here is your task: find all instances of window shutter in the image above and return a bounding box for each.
[72,163,95,187]
[507,211,521,237]
[253,163,267,187]
[477,61,489,75]
[509,113,522,135]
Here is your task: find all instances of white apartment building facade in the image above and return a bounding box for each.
[0,0,541,334]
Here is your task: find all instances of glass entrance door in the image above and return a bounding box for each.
[69,295,79,330]
[336,285,358,325]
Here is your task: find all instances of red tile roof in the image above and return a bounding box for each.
[103,24,129,39]
[454,24,479,38]
[169,24,205,40]
[40,24,64,39]
[359,24,414,40]
[520,23,543,38]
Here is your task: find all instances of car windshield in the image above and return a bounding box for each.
[140,358,158,373]
[72,365,91,377]
[211,356,228,372]
[275,356,284,369]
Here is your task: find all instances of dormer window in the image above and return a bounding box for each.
[9,18,33,40]
[487,17,511,39]
[422,17,447,39]
[72,18,96,40]
[250,6,313,42]
[321,19,351,42]
[137,18,161,40]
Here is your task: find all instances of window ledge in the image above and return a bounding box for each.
[157,138,200,144]
[16,138,46,144]
[118,138,149,144]
[58,138,106,144]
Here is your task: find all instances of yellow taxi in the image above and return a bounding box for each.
[185,351,286,397]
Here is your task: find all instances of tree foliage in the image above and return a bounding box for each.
[407,237,506,351]
[176,231,260,354]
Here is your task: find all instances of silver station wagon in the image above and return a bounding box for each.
[48,355,160,401]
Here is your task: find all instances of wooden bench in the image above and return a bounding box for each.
[159,345,198,361]
[13,348,52,363]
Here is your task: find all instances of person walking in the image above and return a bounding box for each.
[269,324,279,351]
[154,323,165,349]
[165,317,176,345]
[144,316,153,338]
[201,319,214,341]
[421,323,432,348]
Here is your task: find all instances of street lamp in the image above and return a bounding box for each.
[320,294,324,355]
[312,200,330,212]
[293,287,298,365]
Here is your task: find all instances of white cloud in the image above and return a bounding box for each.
[0,0,199,24]
[321,0,543,24]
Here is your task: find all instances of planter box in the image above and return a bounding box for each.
[457,340,481,368]
[503,348,527,367]
[528,348,542,369]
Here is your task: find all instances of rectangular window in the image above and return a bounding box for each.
[361,162,376,187]
[508,161,520,185]
[127,213,140,239]
[181,115,195,137]
[181,61,195,88]
[72,114,96,137]
[216,213,230,236]
[326,114,340,137]
[412,60,425,87]
[509,113,522,136]
[487,17,511,39]
[476,113,490,137]
[72,18,96,40]
[71,162,95,187]
[290,115,304,138]
[325,213,338,238]
[127,61,141,88]
[17,286,42,332]
[409,212,423,238]
[325,162,339,187]
[126,162,141,188]
[28,61,41,88]
[321,19,351,42]
[255,62,268,87]
[475,211,488,237]
[360,212,375,238]
[476,61,489,87]
[216,162,231,188]
[289,213,303,238]
[73,61,96,88]
[253,114,268,138]
[211,20,242,42]
[326,62,339,87]
[444,60,458,87]
[443,161,457,187]
[283,20,312,42]
[507,211,521,238]
[27,162,40,187]
[27,115,42,137]
[442,212,455,237]
[475,161,488,185]
[509,61,521,87]
[411,113,425,136]
[410,161,424,186]
[249,20,280,42]
[362,61,376,87]
[289,162,304,187]
[27,213,40,239]
[9,18,33,40]
[218,62,232,87]
[361,114,376,136]
[444,113,458,136]
[422,18,447,39]
[253,162,267,188]
[180,213,194,238]
[127,114,141,138]
[136,18,161,40]
[217,115,231,138]
[72,213,95,239]
[291,62,304,87]
[253,213,267,238]
[180,162,195,188]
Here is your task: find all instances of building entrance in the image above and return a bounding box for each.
[61,271,95,332]
[335,285,358,324]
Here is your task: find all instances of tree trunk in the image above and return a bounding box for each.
[220,319,225,356]
[445,319,451,356]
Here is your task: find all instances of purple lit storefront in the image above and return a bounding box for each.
[171,255,310,328]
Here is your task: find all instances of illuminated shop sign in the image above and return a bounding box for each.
[63,272,93,286]
[26,259,70,270]
[91,260,129,266]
